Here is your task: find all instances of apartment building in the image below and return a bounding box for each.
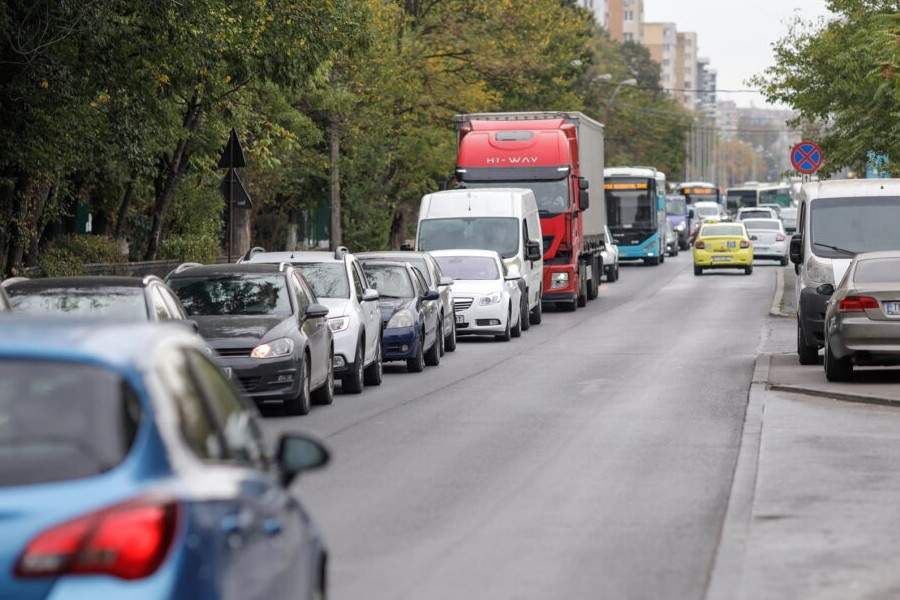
[697,57,717,114]
[642,23,678,90]
[676,32,698,109]
[607,0,644,43]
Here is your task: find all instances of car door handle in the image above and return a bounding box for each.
[262,517,283,537]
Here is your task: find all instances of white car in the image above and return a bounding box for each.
[600,226,620,282]
[241,248,383,393]
[743,218,789,265]
[692,201,727,225]
[430,250,523,341]
[736,206,778,221]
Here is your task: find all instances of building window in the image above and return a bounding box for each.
[624,32,633,41]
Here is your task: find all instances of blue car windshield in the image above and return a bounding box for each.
[0,360,140,487]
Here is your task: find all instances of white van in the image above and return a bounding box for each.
[791,179,900,364]
[416,188,544,327]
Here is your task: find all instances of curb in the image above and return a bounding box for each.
[767,383,900,408]
[705,354,769,600]
[768,269,793,318]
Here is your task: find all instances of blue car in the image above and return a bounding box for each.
[666,194,692,251]
[0,319,330,600]
[359,260,442,373]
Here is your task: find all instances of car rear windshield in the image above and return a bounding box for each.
[434,256,499,280]
[702,225,744,237]
[743,220,781,231]
[0,360,140,487]
[294,263,350,299]
[811,196,900,258]
[7,286,147,319]
[854,258,900,284]
[740,210,771,220]
[363,265,414,298]
[695,205,719,218]
[169,274,292,316]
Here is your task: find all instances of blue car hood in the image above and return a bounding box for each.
[378,298,415,325]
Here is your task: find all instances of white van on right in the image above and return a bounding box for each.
[790,179,900,364]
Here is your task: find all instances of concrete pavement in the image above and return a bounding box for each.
[263,256,778,600]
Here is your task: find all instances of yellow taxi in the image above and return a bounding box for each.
[693,222,753,276]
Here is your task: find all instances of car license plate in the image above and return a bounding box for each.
[727,241,736,248]
[712,255,732,262]
[455,313,465,325]
[885,302,900,316]
[222,367,233,379]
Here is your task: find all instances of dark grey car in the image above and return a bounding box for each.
[820,251,900,381]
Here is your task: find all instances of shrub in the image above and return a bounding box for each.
[38,235,123,277]
[158,234,221,264]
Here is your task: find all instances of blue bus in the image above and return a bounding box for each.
[604,167,668,266]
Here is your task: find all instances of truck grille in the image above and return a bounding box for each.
[454,298,474,311]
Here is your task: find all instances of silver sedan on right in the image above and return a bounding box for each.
[821,251,900,381]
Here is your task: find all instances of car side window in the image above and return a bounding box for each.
[353,261,370,290]
[291,273,311,313]
[150,286,176,321]
[187,350,268,468]
[350,262,365,300]
[157,349,223,460]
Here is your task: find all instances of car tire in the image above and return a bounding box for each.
[407,334,425,373]
[660,250,666,263]
[311,348,335,406]
[797,319,819,365]
[520,292,531,331]
[445,319,457,352]
[285,354,312,416]
[608,265,619,283]
[694,266,702,276]
[744,266,753,275]
[530,294,543,325]
[437,314,446,356]
[363,338,383,386]
[342,339,365,394]
[425,327,441,366]
[496,308,512,341]
[825,339,853,382]
[587,258,600,300]
[511,305,522,338]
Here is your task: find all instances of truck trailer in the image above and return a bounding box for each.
[453,112,606,313]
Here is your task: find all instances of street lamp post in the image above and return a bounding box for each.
[593,74,637,123]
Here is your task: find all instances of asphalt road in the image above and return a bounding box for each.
[262,254,778,600]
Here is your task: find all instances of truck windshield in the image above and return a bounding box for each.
[811,196,900,258]
[462,179,569,216]
[606,187,654,230]
[418,218,519,259]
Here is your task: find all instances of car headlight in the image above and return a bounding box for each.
[806,258,834,285]
[387,310,415,328]
[328,316,350,333]
[251,337,294,359]
[478,292,502,305]
[551,272,569,289]
[675,222,686,232]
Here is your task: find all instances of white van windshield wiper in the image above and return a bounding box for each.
[813,242,856,256]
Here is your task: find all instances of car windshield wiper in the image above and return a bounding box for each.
[813,242,856,256]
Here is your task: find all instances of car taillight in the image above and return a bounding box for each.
[838,296,879,313]
[15,498,178,580]
[775,233,786,241]
[740,240,751,248]
[694,240,705,249]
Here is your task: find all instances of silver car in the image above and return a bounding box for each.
[821,251,900,381]
[601,226,620,282]
[358,251,457,351]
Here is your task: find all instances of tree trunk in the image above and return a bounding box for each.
[389,208,405,250]
[233,207,252,259]
[144,96,202,260]
[25,185,54,267]
[328,120,342,250]
[5,174,31,275]
[113,180,134,240]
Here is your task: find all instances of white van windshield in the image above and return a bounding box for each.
[811,197,900,258]
[418,218,519,259]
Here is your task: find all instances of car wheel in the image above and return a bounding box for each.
[425,327,441,366]
[520,292,531,331]
[363,338,383,386]
[608,264,619,283]
[311,348,335,406]
[511,304,522,338]
[285,354,311,416]
[407,332,425,373]
[496,308,512,341]
[744,266,753,275]
[445,318,457,352]
[825,339,853,382]
[797,319,819,365]
[530,294,543,325]
[694,266,702,276]
[342,339,365,394]
[660,250,666,263]
[781,257,789,266]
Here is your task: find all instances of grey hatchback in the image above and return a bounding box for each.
[820,251,900,381]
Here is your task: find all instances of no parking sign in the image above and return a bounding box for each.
[791,141,824,175]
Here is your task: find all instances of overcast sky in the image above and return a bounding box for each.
[644,0,833,107]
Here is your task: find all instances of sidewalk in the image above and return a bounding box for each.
[708,267,900,599]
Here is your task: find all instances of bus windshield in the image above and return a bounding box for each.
[461,179,568,216]
[727,190,758,212]
[606,184,655,230]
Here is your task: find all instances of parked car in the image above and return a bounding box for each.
[601,226,620,282]
[430,250,523,341]
[241,248,383,394]
[0,319,330,600]
[665,220,679,257]
[2,276,190,322]
[819,252,900,381]
[361,260,443,372]
[780,204,799,233]
[666,194,692,250]
[416,188,545,321]
[693,223,753,276]
[736,206,778,221]
[0,286,9,311]
[743,218,789,265]
[790,179,900,365]
[358,251,457,351]
[167,263,334,415]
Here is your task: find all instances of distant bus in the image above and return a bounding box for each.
[676,182,720,205]
[726,183,793,214]
[604,167,668,266]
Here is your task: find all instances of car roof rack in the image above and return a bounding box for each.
[0,276,29,288]
[334,246,349,260]
[240,246,266,263]
[173,262,203,274]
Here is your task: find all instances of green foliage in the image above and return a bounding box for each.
[158,234,221,264]
[38,235,123,276]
